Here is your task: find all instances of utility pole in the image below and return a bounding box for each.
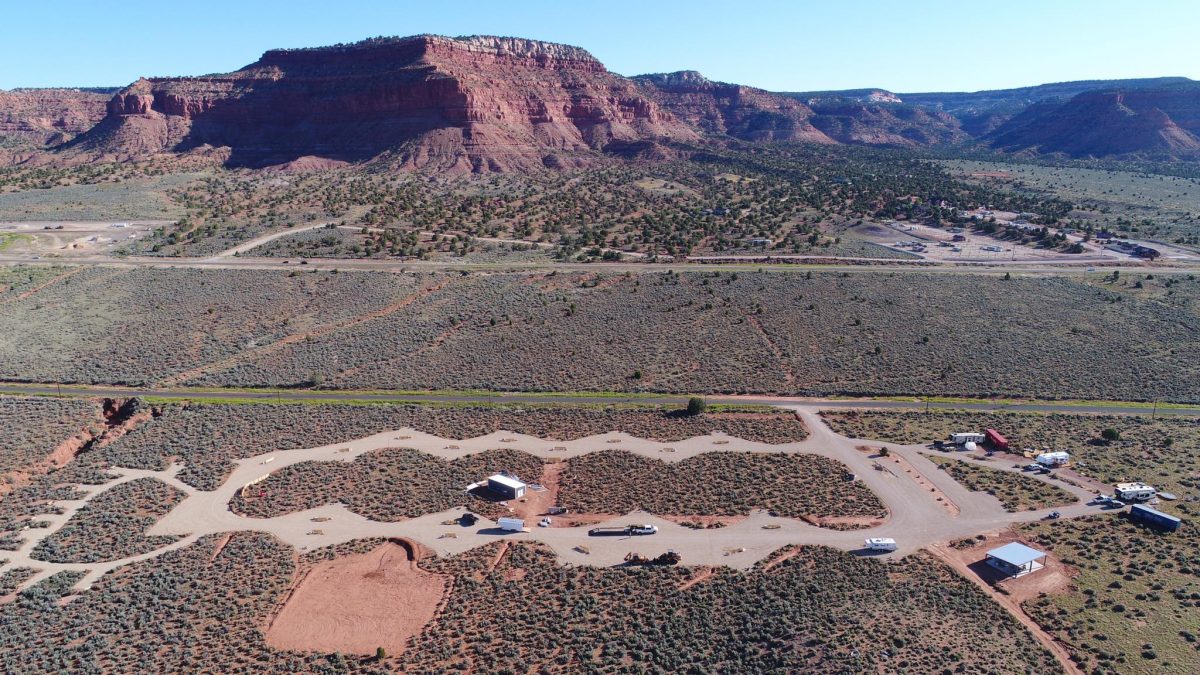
[1152,398,1158,421]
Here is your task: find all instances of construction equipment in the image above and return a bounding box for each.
[624,550,681,566]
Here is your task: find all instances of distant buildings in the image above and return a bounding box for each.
[1105,241,1161,259]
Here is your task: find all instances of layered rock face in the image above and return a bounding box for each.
[986,85,1200,158]
[634,71,834,144]
[69,35,697,171]
[0,88,113,146]
[806,100,967,147]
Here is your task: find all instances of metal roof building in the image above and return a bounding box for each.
[487,474,527,500]
[985,542,1047,577]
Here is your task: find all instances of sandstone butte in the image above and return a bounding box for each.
[50,35,856,173]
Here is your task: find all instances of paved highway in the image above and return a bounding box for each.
[2,252,1199,276]
[1,382,1195,416]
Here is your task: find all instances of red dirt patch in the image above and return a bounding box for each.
[809,514,887,529]
[265,541,447,656]
[677,567,715,591]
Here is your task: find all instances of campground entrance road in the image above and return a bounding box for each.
[1,382,1197,417]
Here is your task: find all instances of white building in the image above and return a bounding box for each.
[487,474,527,500]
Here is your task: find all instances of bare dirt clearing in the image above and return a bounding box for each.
[265,540,446,656]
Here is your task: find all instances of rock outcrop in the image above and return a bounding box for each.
[67,35,698,172]
[805,100,967,147]
[0,88,113,147]
[634,71,834,144]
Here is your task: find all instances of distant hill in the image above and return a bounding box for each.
[984,83,1200,158]
[2,33,1196,170]
[784,77,1200,159]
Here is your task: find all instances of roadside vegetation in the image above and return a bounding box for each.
[558,450,886,524]
[1020,516,1200,674]
[3,267,1199,402]
[99,401,806,491]
[925,455,1076,512]
[0,396,100,475]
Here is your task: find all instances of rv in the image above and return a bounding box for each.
[864,538,897,552]
[951,432,986,445]
[1035,451,1070,467]
[1115,482,1157,502]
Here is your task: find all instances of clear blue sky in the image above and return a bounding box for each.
[3,0,1197,92]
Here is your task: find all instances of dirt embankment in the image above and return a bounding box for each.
[1,397,147,497]
[265,540,448,657]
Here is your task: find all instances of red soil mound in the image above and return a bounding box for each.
[266,540,447,656]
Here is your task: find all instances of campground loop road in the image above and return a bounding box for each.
[1,382,1197,416]
[0,405,1113,597]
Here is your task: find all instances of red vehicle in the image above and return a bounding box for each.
[984,428,1009,451]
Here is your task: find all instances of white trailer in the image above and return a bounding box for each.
[864,538,898,552]
[1036,451,1070,466]
[951,432,986,445]
[497,517,527,532]
[1115,482,1156,501]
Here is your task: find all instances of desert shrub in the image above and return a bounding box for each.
[926,455,1076,511]
[31,477,186,563]
[558,450,887,523]
[822,410,1200,501]
[102,402,806,491]
[405,542,1059,673]
[0,396,100,474]
[231,448,544,521]
[2,267,1198,402]
[1020,516,1200,673]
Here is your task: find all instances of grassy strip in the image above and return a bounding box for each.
[834,394,1193,410]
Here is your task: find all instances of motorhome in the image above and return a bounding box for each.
[864,538,898,551]
[1115,483,1157,501]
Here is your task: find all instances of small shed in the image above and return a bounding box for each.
[985,542,1047,577]
[487,474,527,500]
[1129,504,1182,532]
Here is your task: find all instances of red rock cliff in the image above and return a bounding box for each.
[0,88,113,146]
[73,35,698,172]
